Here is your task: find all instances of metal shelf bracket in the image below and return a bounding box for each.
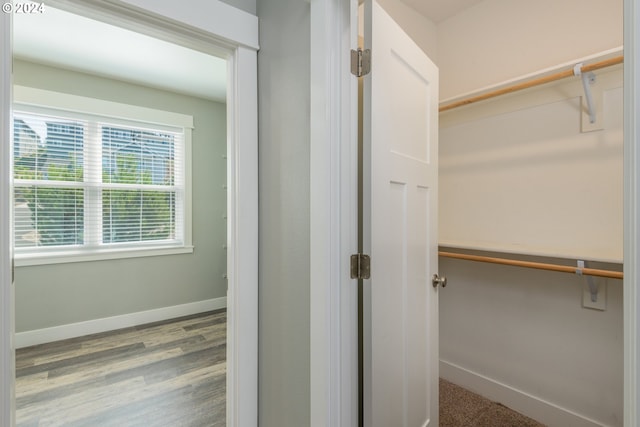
[573,63,603,132]
[577,260,607,310]
[576,260,598,302]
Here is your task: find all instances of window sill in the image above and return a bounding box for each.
[14,245,195,267]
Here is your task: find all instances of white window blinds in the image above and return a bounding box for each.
[13,99,190,261]
[101,125,182,245]
[14,113,85,249]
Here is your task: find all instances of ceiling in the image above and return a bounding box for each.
[402,0,485,23]
[13,7,227,102]
[12,1,481,102]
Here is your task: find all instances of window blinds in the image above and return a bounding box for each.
[13,111,185,253]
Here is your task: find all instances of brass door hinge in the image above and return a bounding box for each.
[350,254,371,280]
[350,48,371,77]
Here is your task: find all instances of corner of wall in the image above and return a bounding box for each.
[377,0,438,62]
[219,0,256,16]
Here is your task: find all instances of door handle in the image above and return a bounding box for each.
[432,274,447,288]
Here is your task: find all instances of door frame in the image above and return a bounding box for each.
[0,8,14,426]
[309,0,640,426]
[309,0,359,425]
[623,0,639,425]
[0,1,259,427]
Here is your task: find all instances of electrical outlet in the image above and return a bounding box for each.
[582,278,607,311]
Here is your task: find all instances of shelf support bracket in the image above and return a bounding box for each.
[576,260,599,302]
[573,63,603,132]
[577,260,607,310]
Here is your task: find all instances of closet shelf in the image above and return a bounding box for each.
[438,250,623,280]
[439,55,623,112]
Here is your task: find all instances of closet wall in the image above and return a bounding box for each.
[437,0,622,101]
[376,0,437,61]
[436,0,623,425]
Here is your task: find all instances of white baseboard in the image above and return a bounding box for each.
[16,297,226,349]
[440,360,607,427]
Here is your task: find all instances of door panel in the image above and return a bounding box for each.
[362,1,439,426]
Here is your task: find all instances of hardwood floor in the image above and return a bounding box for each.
[15,310,226,427]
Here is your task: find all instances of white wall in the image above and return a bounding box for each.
[437,0,623,100]
[440,255,623,426]
[436,1,624,425]
[440,68,624,262]
[376,0,438,61]
[220,0,255,15]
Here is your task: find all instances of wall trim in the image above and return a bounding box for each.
[15,297,226,349]
[440,360,607,427]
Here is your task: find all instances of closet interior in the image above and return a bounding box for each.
[433,3,624,424]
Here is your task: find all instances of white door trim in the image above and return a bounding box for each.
[309,0,359,425]
[112,0,258,50]
[226,43,259,427]
[0,9,15,427]
[0,2,258,426]
[623,0,639,425]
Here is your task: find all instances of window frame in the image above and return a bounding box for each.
[13,85,194,266]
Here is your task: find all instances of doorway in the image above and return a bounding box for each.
[1,1,259,426]
[12,5,227,424]
[309,0,638,426]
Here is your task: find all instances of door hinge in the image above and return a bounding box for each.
[350,254,371,279]
[350,48,371,77]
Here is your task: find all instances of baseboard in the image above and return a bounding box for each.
[16,297,226,349]
[440,360,606,427]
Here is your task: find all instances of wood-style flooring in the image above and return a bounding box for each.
[15,310,226,427]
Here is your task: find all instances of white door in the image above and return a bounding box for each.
[362,1,440,426]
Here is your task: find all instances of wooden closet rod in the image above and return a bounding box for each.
[439,55,624,112]
[438,251,623,280]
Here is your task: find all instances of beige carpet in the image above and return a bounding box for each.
[440,379,546,427]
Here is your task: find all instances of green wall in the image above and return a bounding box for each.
[14,60,227,332]
[257,0,311,425]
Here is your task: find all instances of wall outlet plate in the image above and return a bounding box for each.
[582,278,607,311]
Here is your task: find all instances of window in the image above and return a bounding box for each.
[13,87,193,265]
